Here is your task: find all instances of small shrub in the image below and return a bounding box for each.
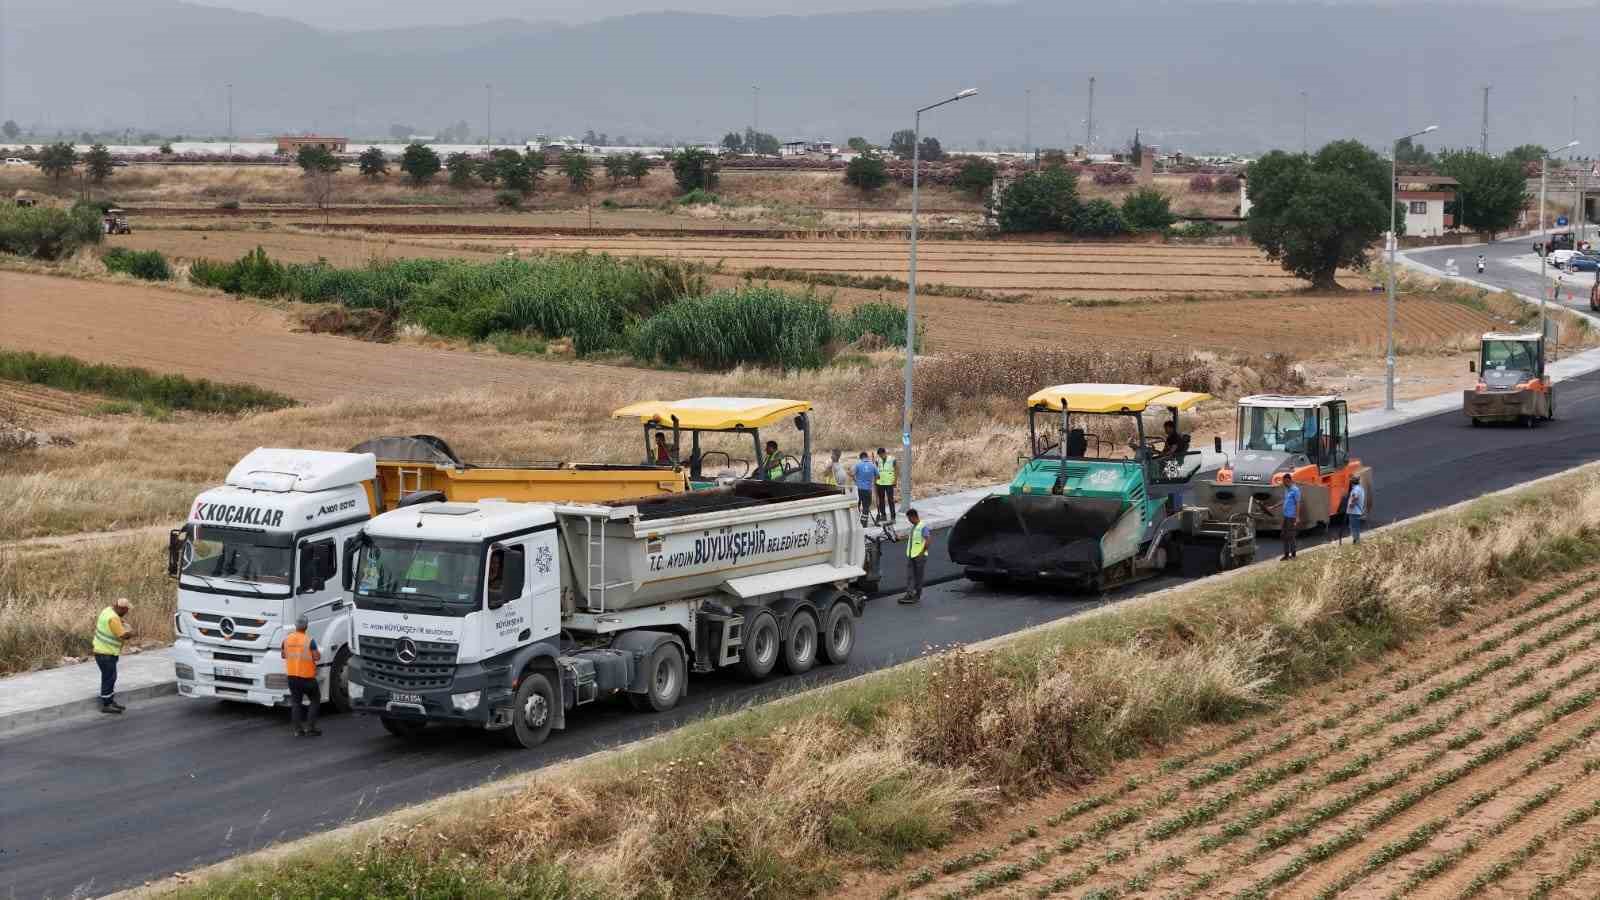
[954,157,999,197]
[1074,198,1128,236]
[1214,174,1242,194]
[494,190,523,209]
[1121,188,1176,232]
[677,188,720,206]
[839,302,914,348]
[217,199,240,210]
[1092,168,1136,186]
[0,202,103,259]
[845,151,890,193]
[632,286,835,369]
[485,330,547,357]
[102,247,171,281]
[1188,174,1215,193]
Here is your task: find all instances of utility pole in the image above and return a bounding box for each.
[1480,84,1491,155]
[226,82,233,160]
[1085,76,1096,153]
[485,83,492,148]
[1024,88,1032,158]
[752,85,760,135]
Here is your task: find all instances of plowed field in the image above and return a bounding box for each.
[848,572,1600,900]
[0,382,101,424]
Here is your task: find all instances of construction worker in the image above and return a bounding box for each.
[1274,475,1303,561]
[92,597,135,714]
[1346,475,1367,545]
[653,432,673,465]
[875,447,897,523]
[901,509,929,605]
[852,451,878,525]
[829,449,851,493]
[763,440,785,481]
[281,615,323,737]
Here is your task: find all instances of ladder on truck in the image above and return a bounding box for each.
[557,504,635,614]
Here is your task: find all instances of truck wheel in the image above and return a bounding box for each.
[781,610,819,675]
[327,650,352,714]
[628,643,684,713]
[380,716,426,739]
[738,612,780,680]
[501,672,555,748]
[821,602,856,665]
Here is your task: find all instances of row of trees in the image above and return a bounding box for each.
[720,128,781,156]
[295,143,656,194]
[31,142,118,184]
[996,165,1176,236]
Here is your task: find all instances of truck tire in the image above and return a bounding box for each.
[820,601,856,665]
[326,650,352,714]
[380,716,426,739]
[627,643,685,713]
[781,609,819,675]
[501,672,555,748]
[738,611,780,680]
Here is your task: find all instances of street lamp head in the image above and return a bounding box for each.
[956,88,978,100]
[1560,140,1580,151]
[1421,125,1439,134]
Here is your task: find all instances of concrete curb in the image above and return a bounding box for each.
[0,680,178,735]
[0,648,178,735]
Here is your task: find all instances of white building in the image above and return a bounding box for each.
[1396,175,1458,238]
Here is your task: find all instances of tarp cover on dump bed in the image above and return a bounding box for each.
[348,435,466,468]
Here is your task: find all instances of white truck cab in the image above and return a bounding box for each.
[169,448,376,710]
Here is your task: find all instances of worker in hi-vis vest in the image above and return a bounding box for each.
[901,509,929,605]
[281,615,324,737]
[93,597,136,714]
[875,447,898,523]
[763,440,785,481]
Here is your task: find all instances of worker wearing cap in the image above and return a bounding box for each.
[901,509,929,605]
[281,616,323,737]
[92,598,135,714]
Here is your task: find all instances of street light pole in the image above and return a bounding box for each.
[901,88,977,512]
[1538,140,1582,339]
[226,82,233,160]
[1300,90,1308,154]
[1386,124,1438,412]
[485,83,492,148]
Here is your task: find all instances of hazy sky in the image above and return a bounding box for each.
[186,0,1582,30]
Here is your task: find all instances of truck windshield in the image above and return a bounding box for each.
[354,538,484,616]
[183,526,292,594]
[1241,407,1312,453]
[1481,341,1537,373]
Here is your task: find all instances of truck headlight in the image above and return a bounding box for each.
[451,690,482,712]
[348,682,364,701]
[265,673,288,690]
[175,663,195,681]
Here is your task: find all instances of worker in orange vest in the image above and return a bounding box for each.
[281,616,323,737]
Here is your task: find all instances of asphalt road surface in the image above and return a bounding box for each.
[1410,233,1598,315]
[10,373,1600,898]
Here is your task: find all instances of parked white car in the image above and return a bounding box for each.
[3,157,28,166]
[1547,249,1578,269]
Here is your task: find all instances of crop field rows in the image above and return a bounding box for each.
[863,573,1600,900]
[0,382,101,425]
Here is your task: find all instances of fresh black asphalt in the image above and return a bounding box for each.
[10,370,1600,898]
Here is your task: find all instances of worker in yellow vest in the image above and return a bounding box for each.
[763,440,785,481]
[93,597,135,714]
[901,509,929,605]
[281,615,324,737]
[875,447,898,524]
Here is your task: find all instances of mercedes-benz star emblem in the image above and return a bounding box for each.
[218,617,237,639]
[396,638,418,664]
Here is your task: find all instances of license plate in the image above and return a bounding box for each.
[390,692,423,704]
[215,666,244,679]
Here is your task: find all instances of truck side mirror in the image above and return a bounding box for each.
[1213,436,1223,454]
[1468,360,1475,373]
[489,547,525,610]
[167,529,184,578]
[341,539,360,592]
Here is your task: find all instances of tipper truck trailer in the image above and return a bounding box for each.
[345,480,873,748]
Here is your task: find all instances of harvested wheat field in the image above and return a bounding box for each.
[108,228,503,266]
[0,382,102,425]
[850,572,1600,900]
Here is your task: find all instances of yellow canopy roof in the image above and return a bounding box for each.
[611,397,812,431]
[1025,383,1213,414]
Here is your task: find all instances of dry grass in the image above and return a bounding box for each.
[154,461,1600,900]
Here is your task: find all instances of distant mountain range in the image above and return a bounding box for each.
[3,0,1595,154]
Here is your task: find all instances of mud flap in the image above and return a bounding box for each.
[948,493,1124,580]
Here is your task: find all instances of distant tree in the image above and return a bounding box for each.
[1041,149,1070,169]
[522,149,547,191]
[445,152,479,188]
[1245,140,1391,289]
[357,147,388,180]
[1504,144,1548,167]
[1188,174,1215,193]
[1074,198,1128,236]
[998,166,1081,233]
[37,142,77,182]
[722,131,745,153]
[2,120,19,140]
[625,152,650,184]
[1213,173,1241,194]
[1129,131,1144,166]
[295,145,341,174]
[483,150,534,194]
[598,133,610,147]
[918,137,944,161]
[844,150,889,193]
[400,143,441,185]
[1393,137,1435,168]
[888,129,917,160]
[1121,188,1176,231]
[954,157,997,197]
[603,154,628,187]
[670,148,719,192]
[743,128,780,156]
[388,124,415,141]
[561,151,594,193]
[84,143,115,184]
[846,136,869,152]
[582,129,599,145]
[495,189,523,209]
[304,171,337,215]
[158,142,174,155]
[1438,150,1527,239]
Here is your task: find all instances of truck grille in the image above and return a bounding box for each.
[360,636,458,691]
[191,613,268,643]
